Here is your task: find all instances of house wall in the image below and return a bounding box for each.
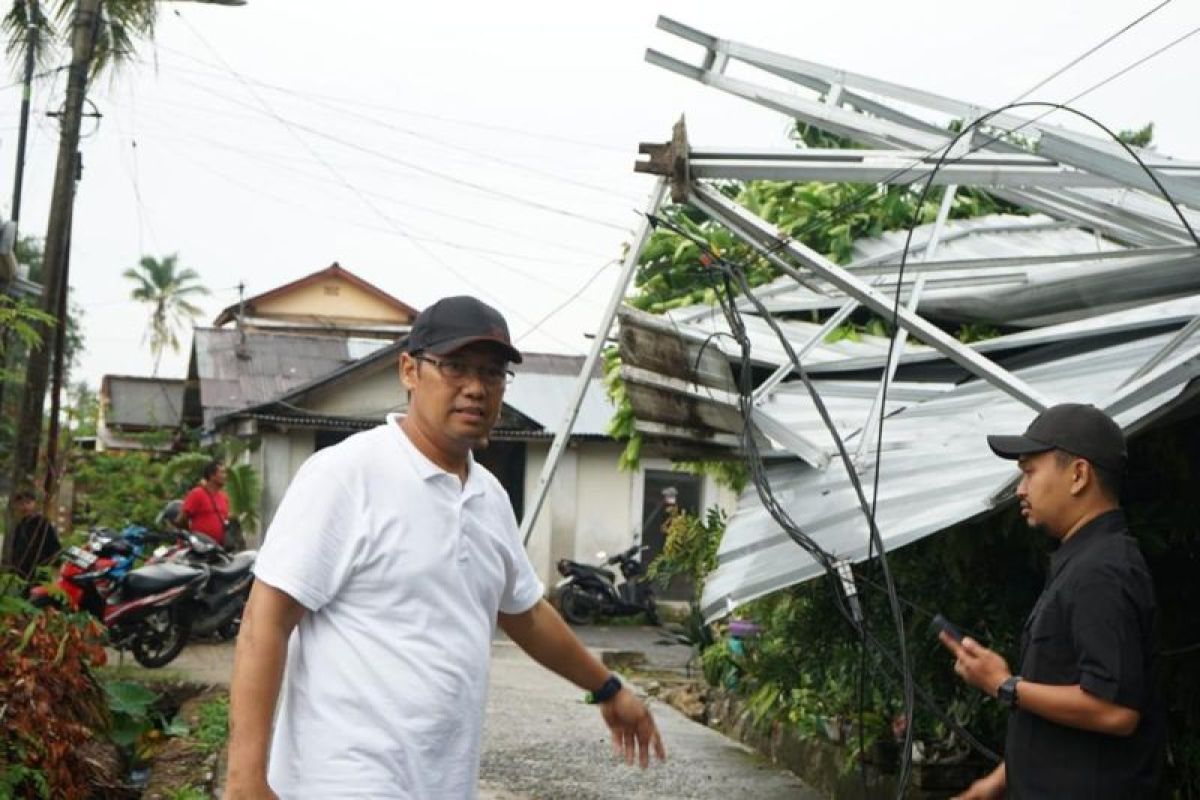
[254,275,412,325]
[256,428,316,542]
[521,440,641,590]
[303,364,406,418]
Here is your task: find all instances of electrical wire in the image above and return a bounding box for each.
[146,43,632,155]
[1009,0,1174,102]
[113,105,613,265]
[514,259,619,344]
[173,71,634,235]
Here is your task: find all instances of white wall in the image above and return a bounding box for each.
[522,439,638,589]
[256,428,316,542]
[305,364,405,418]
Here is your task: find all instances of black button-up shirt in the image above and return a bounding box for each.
[1005,509,1163,798]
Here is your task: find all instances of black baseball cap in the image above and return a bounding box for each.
[406,295,523,364]
[987,403,1126,470]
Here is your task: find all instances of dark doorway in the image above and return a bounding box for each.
[315,429,353,452]
[640,469,703,602]
[475,440,526,519]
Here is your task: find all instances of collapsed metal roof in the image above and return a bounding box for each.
[621,17,1200,621]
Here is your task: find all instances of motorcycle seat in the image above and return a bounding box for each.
[578,564,617,582]
[124,563,205,595]
[208,551,256,580]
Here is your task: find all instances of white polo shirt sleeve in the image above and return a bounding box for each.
[495,496,544,615]
[253,454,361,612]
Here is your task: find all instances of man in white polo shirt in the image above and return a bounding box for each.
[225,296,665,799]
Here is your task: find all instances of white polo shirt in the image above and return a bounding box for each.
[253,414,544,799]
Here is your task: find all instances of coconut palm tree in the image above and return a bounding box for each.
[3,1,161,79]
[123,253,209,375]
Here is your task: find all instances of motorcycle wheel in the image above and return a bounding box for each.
[131,608,191,668]
[644,598,661,627]
[215,616,241,641]
[557,585,599,626]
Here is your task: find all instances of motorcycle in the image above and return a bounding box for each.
[127,502,256,640]
[30,527,208,668]
[553,544,659,626]
[148,528,255,641]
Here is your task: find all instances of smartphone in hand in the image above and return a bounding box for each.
[932,613,964,644]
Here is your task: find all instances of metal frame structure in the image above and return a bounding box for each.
[519,18,1200,620]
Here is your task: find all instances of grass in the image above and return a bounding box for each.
[193,695,229,754]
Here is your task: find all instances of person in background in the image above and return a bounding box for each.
[9,488,61,592]
[177,460,230,547]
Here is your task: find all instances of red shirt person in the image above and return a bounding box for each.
[178,461,230,546]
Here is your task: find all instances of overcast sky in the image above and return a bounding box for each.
[1,0,1196,390]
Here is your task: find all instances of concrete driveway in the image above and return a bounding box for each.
[167,625,818,799]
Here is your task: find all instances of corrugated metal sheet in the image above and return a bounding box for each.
[105,377,185,428]
[715,214,1200,326]
[194,328,363,426]
[504,358,615,437]
[700,328,1200,620]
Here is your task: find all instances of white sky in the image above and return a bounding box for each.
[1,0,1197,389]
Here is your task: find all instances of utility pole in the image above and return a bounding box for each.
[4,0,101,567]
[0,0,40,498]
[42,201,75,507]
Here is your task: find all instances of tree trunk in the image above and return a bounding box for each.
[4,0,101,567]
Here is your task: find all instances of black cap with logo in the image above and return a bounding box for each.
[987,403,1126,470]
[405,295,523,364]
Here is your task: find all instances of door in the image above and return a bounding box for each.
[640,469,703,602]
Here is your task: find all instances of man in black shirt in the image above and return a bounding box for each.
[941,404,1162,799]
[8,489,61,591]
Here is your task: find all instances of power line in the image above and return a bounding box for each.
[514,259,619,343]
[170,8,529,320]
[129,54,642,204]
[1061,21,1200,107]
[1010,0,1174,102]
[147,43,632,155]
[116,105,616,265]
[175,72,633,235]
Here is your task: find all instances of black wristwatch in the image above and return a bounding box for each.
[997,675,1022,709]
[585,675,623,705]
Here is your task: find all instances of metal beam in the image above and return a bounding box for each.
[1039,132,1200,210]
[1104,340,1200,418]
[752,295,866,403]
[689,182,1053,412]
[1118,316,1200,389]
[852,244,1197,276]
[643,49,946,151]
[686,157,1116,188]
[856,184,956,461]
[519,178,668,547]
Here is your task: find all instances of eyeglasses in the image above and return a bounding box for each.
[416,355,514,387]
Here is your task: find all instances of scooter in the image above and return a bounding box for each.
[553,544,659,626]
[31,531,208,668]
[148,529,255,640]
[148,502,256,640]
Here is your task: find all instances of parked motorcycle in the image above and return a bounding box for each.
[148,529,255,640]
[553,544,659,626]
[30,529,207,668]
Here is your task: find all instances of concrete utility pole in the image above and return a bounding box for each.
[4,0,101,565]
